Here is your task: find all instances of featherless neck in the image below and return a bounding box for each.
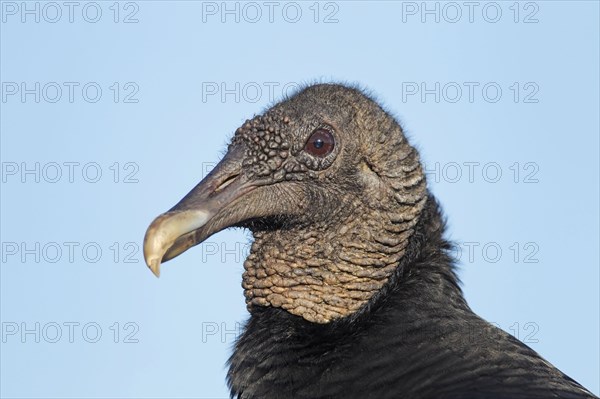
[241,152,445,324]
[242,193,465,328]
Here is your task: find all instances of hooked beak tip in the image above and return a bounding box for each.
[143,210,213,277]
[147,258,161,278]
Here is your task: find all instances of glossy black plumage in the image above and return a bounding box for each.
[227,195,596,399]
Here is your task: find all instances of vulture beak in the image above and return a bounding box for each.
[143,146,253,277]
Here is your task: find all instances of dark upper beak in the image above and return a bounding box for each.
[143,146,253,277]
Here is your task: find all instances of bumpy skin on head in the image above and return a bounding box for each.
[234,85,427,323]
[143,83,597,399]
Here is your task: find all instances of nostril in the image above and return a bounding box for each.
[215,173,239,193]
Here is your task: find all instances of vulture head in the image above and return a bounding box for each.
[144,84,427,324]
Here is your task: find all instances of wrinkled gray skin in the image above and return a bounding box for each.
[144,84,426,323]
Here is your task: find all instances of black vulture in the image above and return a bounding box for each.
[143,84,597,399]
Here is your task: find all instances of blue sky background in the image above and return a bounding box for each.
[1,1,598,398]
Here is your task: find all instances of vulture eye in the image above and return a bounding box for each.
[304,128,335,157]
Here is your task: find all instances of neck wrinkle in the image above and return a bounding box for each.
[241,173,432,325]
[391,194,465,306]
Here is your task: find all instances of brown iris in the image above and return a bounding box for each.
[304,128,335,157]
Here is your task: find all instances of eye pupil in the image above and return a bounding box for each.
[313,139,324,149]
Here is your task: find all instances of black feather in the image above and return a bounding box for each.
[227,195,597,399]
